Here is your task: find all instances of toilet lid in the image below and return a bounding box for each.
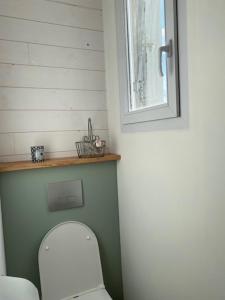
[77,288,112,300]
[39,222,104,300]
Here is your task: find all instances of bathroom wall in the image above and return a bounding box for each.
[103,1,225,300]
[0,162,123,300]
[0,0,108,162]
[0,197,6,275]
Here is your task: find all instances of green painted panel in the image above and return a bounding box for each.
[0,162,123,300]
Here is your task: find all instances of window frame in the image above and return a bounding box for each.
[115,0,180,128]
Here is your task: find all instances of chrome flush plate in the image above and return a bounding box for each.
[47,180,84,212]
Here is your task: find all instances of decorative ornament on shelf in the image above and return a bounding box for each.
[31,146,45,163]
[76,118,106,158]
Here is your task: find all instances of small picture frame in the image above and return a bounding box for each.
[31,146,45,163]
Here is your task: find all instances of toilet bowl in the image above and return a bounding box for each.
[0,276,40,300]
[38,221,112,300]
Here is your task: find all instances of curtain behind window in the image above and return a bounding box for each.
[127,0,166,110]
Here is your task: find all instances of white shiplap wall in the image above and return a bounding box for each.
[0,0,108,162]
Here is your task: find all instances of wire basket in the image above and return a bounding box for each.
[76,118,106,158]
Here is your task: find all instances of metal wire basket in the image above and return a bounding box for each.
[76,118,106,158]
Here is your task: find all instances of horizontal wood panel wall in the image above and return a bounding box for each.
[0,0,108,162]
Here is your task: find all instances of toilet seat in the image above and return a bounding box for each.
[39,222,111,300]
[75,288,112,300]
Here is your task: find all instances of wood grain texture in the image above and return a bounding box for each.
[0,17,104,50]
[0,0,103,31]
[0,40,29,64]
[0,111,108,133]
[0,88,106,110]
[12,130,109,154]
[0,41,105,70]
[0,153,121,173]
[0,64,105,90]
[0,134,14,156]
[0,0,107,162]
[29,44,105,70]
[45,0,102,10]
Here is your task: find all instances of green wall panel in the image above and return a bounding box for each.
[0,162,123,300]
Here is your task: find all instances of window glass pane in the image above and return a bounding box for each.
[127,0,168,112]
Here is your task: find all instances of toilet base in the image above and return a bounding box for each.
[65,288,112,300]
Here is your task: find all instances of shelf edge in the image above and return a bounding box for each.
[0,154,121,173]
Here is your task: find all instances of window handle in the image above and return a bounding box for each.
[159,40,173,76]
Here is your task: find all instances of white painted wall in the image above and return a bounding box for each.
[103,1,225,300]
[0,0,108,162]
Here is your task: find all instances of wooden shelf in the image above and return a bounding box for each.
[0,154,121,173]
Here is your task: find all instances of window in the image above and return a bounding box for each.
[116,0,180,128]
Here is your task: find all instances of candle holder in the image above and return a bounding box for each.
[31,146,45,163]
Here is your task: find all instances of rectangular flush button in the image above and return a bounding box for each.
[47,180,83,212]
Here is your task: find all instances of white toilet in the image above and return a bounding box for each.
[38,221,112,300]
[0,276,40,300]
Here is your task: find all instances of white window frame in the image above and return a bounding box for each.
[115,0,180,129]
